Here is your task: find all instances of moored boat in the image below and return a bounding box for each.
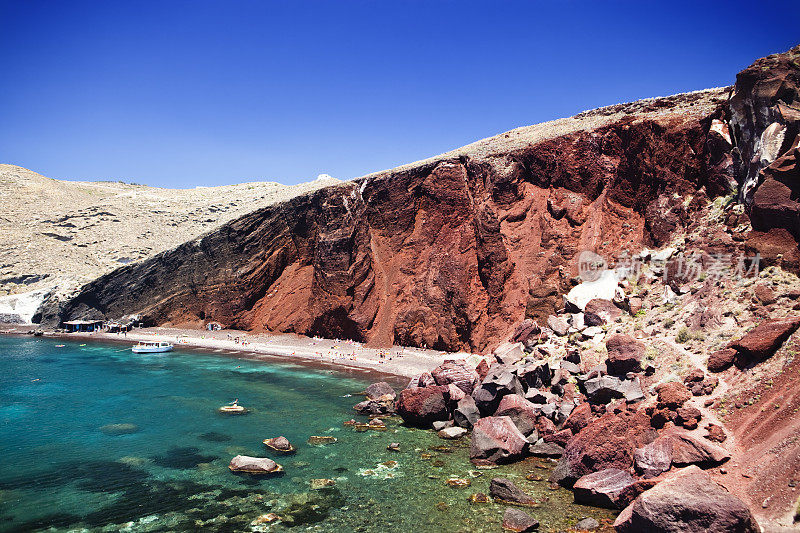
[131,341,174,353]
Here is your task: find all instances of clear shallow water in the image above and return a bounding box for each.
[0,336,615,532]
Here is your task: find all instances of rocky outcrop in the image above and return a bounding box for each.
[470,416,528,464]
[728,316,800,362]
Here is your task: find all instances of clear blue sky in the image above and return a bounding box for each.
[1,1,798,188]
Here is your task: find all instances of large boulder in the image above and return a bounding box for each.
[728,317,800,362]
[364,381,396,401]
[470,416,528,465]
[613,466,758,532]
[666,431,730,467]
[655,382,691,409]
[517,360,552,389]
[495,342,526,365]
[453,395,480,429]
[494,394,541,436]
[551,408,657,487]
[489,478,538,506]
[573,468,636,509]
[228,455,283,475]
[547,315,570,336]
[395,385,450,427]
[353,399,391,416]
[707,347,737,372]
[605,334,645,375]
[431,360,477,394]
[511,319,541,348]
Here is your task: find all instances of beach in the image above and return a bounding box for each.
[18,326,468,379]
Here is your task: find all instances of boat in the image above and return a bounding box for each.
[218,400,248,414]
[131,341,174,353]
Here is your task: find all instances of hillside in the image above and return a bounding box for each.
[0,165,338,319]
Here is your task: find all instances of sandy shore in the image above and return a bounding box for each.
[6,326,471,379]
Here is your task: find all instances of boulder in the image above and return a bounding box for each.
[656,382,691,409]
[634,438,673,478]
[511,319,541,347]
[573,468,636,509]
[447,383,466,403]
[470,416,528,465]
[584,299,623,325]
[495,342,526,365]
[431,360,477,394]
[729,317,800,362]
[228,455,283,475]
[453,395,480,429]
[494,394,541,436]
[473,367,524,415]
[263,436,295,453]
[575,517,599,530]
[353,400,391,416]
[551,408,656,487]
[613,466,758,532]
[667,431,730,467]
[564,402,592,434]
[396,385,450,427]
[517,360,552,389]
[584,375,644,404]
[502,508,540,532]
[547,315,570,336]
[438,426,468,439]
[528,441,564,458]
[489,478,538,506]
[432,420,453,431]
[364,381,396,401]
[707,348,737,372]
[754,283,776,305]
[676,406,702,430]
[544,428,574,447]
[407,372,436,388]
[605,334,645,375]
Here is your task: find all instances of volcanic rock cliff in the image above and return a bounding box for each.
[58,46,800,353]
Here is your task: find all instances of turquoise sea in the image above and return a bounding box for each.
[0,336,614,532]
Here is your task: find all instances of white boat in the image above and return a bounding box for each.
[131,341,174,353]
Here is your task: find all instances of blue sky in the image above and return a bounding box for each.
[1,1,798,188]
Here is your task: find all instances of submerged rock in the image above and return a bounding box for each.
[502,507,540,531]
[100,423,139,435]
[310,478,336,490]
[307,436,337,445]
[490,478,538,506]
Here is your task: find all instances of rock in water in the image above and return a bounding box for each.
[489,478,538,506]
[263,436,296,454]
[396,385,450,427]
[613,466,758,532]
[502,507,540,531]
[364,381,396,401]
[100,423,139,435]
[573,468,635,509]
[228,455,283,475]
[470,416,528,464]
[438,426,468,439]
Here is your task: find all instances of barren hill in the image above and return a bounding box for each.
[0,165,338,315]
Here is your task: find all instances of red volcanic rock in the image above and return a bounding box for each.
[704,423,727,443]
[447,383,466,403]
[470,416,528,465]
[584,299,622,326]
[634,437,673,478]
[395,385,450,427]
[543,428,573,447]
[666,431,730,467]
[656,382,691,409]
[57,81,734,353]
[550,407,657,487]
[707,348,737,372]
[605,334,645,375]
[676,406,702,430]
[613,466,758,532]
[753,283,777,305]
[564,402,592,434]
[573,468,636,509]
[535,415,557,437]
[494,394,541,436]
[728,317,800,361]
[511,319,541,346]
[431,360,477,394]
[475,359,490,381]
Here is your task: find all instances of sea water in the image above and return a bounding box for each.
[0,336,615,532]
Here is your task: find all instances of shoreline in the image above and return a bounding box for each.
[0,325,463,380]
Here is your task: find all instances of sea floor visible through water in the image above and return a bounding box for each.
[0,336,616,532]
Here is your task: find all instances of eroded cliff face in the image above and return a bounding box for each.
[58,85,736,352]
